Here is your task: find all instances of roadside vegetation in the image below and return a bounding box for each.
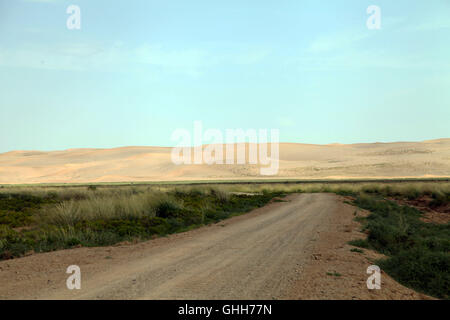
[319,181,449,299]
[347,192,449,299]
[0,185,285,260]
[0,181,448,299]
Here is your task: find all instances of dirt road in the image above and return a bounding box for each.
[0,193,430,300]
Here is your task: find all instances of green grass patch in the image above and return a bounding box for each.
[350,194,450,299]
[348,239,370,249]
[0,193,56,228]
[350,248,364,254]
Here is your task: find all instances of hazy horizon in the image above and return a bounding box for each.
[1,137,449,154]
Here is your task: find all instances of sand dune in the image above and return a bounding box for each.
[0,139,449,184]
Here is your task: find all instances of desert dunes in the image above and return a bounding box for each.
[0,139,449,184]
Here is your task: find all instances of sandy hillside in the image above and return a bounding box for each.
[0,139,449,184]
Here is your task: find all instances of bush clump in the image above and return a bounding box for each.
[351,194,450,299]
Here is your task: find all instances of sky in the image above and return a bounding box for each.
[0,0,449,152]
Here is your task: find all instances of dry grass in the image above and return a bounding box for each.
[1,181,448,230]
[1,181,449,199]
[204,181,450,197]
[38,192,174,226]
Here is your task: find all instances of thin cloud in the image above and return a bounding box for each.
[21,0,59,3]
[307,30,371,53]
[0,42,272,76]
[407,19,450,32]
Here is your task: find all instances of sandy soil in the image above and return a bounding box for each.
[388,196,450,224]
[286,197,432,300]
[0,194,431,300]
[0,139,449,184]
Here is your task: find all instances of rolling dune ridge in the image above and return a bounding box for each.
[0,139,449,184]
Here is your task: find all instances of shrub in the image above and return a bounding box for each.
[352,194,450,299]
[153,197,182,218]
[210,187,230,203]
[379,249,449,299]
[348,239,369,248]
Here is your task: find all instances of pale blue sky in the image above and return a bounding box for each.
[0,0,449,152]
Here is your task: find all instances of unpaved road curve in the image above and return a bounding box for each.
[0,193,431,300]
[49,193,339,299]
[1,193,345,299]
